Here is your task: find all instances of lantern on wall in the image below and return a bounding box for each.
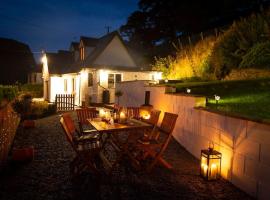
[200,148,222,180]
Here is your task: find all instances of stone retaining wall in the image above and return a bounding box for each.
[116,80,270,199]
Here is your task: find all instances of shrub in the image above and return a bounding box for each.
[31,101,56,118]
[240,42,270,68]
[12,92,56,119]
[210,12,270,79]
[20,84,43,98]
[0,85,18,102]
[152,36,216,80]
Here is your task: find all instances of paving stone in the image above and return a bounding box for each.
[0,112,254,200]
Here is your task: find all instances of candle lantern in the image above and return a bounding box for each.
[99,109,106,119]
[200,148,222,180]
[119,111,127,123]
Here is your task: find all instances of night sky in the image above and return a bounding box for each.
[0,0,138,60]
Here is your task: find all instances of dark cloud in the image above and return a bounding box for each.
[0,0,138,59]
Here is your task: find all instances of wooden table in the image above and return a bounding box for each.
[88,118,151,172]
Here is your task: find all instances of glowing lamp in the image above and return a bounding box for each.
[186,88,191,94]
[214,95,220,101]
[200,148,222,180]
[119,111,127,123]
[140,109,151,120]
[99,109,106,118]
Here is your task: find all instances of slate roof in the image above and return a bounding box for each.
[70,42,79,51]
[46,31,150,75]
[46,50,73,74]
[80,36,99,47]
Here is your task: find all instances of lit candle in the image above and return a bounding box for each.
[201,163,208,177]
[143,114,150,120]
[210,163,217,179]
[99,109,105,118]
[120,111,125,119]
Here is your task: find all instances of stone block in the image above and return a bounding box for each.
[258,163,270,185]
[220,145,233,180]
[231,173,257,197]
[244,157,259,179]
[258,182,270,200]
[200,125,220,145]
[232,153,245,176]
[220,130,234,149]
[260,143,270,167]
[234,138,260,160]
[221,116,247,138]
[247,121,270,145]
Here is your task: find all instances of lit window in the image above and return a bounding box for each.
[88,73,93,87]
[108,74,114,88]
[115,74,122,83]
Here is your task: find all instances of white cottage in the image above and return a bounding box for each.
[42,31,161,105]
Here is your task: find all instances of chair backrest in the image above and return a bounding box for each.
[160,112,178,135]
[147,109,161,126]
[60,114,76,147]
[126,107,140,119]
[76,108,97,125]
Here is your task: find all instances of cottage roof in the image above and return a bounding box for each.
[80,36,99,47]
[70,42,79,51]
[45,31,150,75]
[46,50,73,74]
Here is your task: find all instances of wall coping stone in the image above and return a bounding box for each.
[195,107,270,126]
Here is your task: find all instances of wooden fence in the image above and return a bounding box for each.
[55,94,75,111]
[0,104,20,168]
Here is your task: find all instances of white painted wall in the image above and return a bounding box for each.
[49,74,80,105]
[93,36,137,67]
[116,81,270,200]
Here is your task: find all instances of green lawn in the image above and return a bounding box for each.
[163,78,270,122]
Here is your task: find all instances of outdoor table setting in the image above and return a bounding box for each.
[87,108,152,173]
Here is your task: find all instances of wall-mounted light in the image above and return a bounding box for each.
[186,88,191,94]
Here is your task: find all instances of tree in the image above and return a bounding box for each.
[121,0,269,60]
[0,38,36,84]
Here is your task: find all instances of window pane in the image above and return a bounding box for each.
[88,73,93,87]
[108,74,114,88]
[115,74,122,83]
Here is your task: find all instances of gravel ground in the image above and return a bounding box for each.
[0,112,254,200]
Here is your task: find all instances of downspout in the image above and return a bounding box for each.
[78,72,81,106]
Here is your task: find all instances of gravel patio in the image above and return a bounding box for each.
[0,112,254,200]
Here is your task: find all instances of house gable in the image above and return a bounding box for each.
[93,35,137,68]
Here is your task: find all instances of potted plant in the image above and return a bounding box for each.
[115,90,123,105]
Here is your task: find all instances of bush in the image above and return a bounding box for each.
[210,12,270,79]
[12,93,56,119]
[0,85,18,102]
[152,36,216,80]
[20,84,43,98]
[240,42,270,68]
[31,101,56,118]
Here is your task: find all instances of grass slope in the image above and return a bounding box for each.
[164,78,270,122]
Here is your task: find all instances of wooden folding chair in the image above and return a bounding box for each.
[126,107,140,119]
[60,113,101,178]
[76,108,98,135]
[136,112,178,172]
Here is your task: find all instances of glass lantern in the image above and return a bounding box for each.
[200,149,222,180]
